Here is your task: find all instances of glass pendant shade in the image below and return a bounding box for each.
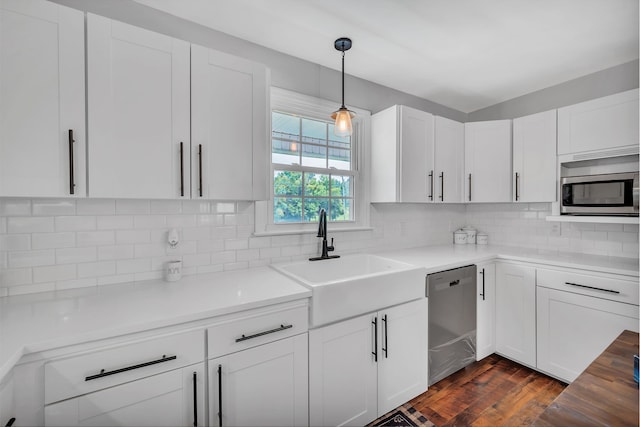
[332,107,355,137]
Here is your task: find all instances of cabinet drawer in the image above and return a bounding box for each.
[45,329,204,405]
[537,268,639,306]
[207,303,308,359]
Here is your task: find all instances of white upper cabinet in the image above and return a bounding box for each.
[558,89,639,156]
[0,0,85,197]
[464,120,512,202]
[191,45,269,201]
[371,105,435,203]
[512,109,557,202]
[434,116,464,203]
[87,13,190,199]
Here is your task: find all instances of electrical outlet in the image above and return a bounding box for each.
[550,223,561,236]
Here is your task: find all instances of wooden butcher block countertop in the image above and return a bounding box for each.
[534,330,639,426]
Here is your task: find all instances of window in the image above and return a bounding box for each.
[272,111,354,223]
[254,88,371,235]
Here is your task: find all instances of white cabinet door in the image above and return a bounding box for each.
[0,0,85,197]
[537,286,639,383]
[377,299,428,416]
[557,89,639,155]
[87,14,190,199]
[210,334,308,427]
[399,106,435,203]
[191,44,269,201]
[495,263,536,367]
[45,364,205,427]
[371,106,434,203]
[434,116,464,203]
[309,313,377,427]
[476,262,496,361]
[464,120,512,202]
[513,109,557,202]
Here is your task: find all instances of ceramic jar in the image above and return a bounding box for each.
[476,233,488,245]
[463,226,477,244]
[453,230,467,245]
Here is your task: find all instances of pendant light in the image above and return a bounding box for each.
[331,37,355,137]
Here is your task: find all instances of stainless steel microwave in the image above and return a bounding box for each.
[561,172,639,216]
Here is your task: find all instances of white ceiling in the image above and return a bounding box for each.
[134,0,639,113]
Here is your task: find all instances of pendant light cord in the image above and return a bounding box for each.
[341,50,346,109]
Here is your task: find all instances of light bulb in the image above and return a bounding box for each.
[332,107,354,137]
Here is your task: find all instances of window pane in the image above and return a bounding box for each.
[272,112,299,139]
[330,175,351,197]
[304,198,329,222]
[304,173,329,197]
[301,144,327,168]
[328,124,351,148]
[274,197,302,223]
[329,198,351,221]
[274,170,302,196]
[301,118,327,144]
[272,139,300,165]
[328,148,351,170]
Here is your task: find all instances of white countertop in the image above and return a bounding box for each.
[0,267,311,383]
[376,244,640,277]
[1,244,637,384]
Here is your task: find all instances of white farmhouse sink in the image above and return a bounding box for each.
[272,254,426,327]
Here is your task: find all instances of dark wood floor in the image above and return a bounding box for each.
[410,354,567,427]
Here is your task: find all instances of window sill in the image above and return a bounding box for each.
[253,226,374,237]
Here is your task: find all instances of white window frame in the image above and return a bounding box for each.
[254,87,371,236]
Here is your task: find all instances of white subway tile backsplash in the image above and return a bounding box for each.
[0,199,31,216]
[133,215,166,229]
[32,232,75,250]
[8,217,54,233]
[196,239,224,253]
[97,274,135,286]
[215,202,236,214]
[211,251,236,265]
[0,234,31,251]
[1,268,32,287]
[182,253,211,267]
[56,216,96,231]
[117,258,151,274]
[134,243,166,258]
[150,200,182,214]
[182,201,211,214]
[76,199,116,215]
[166,214,197,227]
[97,215,134,230]
[8,282,55,296]
[8,250,55,268]
[116,230,151,244]
[98,244,134,261]
[77,231,115,247]
[224,239,248,251]
[56,278,97,291]
[33,264,76,283]
[116,200,150,215]
[32,199,75,216]
[57,247,98,264]
[78,261,116,278]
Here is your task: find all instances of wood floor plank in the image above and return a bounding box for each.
[410,354,566,427]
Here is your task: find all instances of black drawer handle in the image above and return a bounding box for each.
[565,282,620,294]
[235,324,293,343]
[68,129,75,195]
[85,354,177,381]
[5,418,15,427]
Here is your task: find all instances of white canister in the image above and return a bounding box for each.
[463,227,477,244]
[453,230,467,245]
[165,260,182,282]
[476,233,488,245]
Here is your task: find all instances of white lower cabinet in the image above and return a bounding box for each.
[45,364,204,427]
[476,262,496,360]
[309,298,428,427]
[536,268,640,383]
[0,373,15,427]
[495,263,536,367]
[209,334,308,427]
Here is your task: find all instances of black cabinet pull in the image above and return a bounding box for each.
[217,364,223,427]
[68,129,75,195]
[371,317,378,362]
[198,144,203,198]
[382,315,388,359]
[439,172,444,201]
[235,324,292,342]
[5,418,15,427]
[84,354,176,381]
[468,173,472,201]
[428,171,434,200]
[192,371,198,427]
[515,172,520,201]
[480,268,485,301]
[180,142,185,197]
[565,282,620,294]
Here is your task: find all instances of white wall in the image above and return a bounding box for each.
[0,199,466,297]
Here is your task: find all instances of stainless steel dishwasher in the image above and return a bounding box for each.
[426,264,477,385]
